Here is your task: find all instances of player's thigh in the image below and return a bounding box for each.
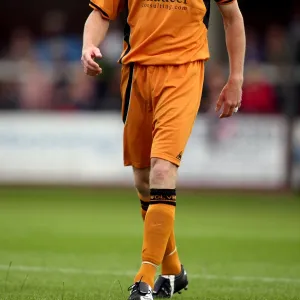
[121,64,152,168]
[151,61,205,166]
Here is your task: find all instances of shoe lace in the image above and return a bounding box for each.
[128,277,142,292]
[128,278,152,295]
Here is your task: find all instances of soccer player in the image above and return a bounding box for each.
[81,0,245,299]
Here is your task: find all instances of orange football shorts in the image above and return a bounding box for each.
[120,61,204,168]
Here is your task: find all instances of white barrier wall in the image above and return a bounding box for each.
[180,115,288,188]
[0,112,288,189]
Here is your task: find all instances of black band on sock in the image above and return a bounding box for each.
[140,199,149,211]
[150,189,176,206]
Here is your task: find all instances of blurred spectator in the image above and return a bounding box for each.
[264,24,292,65]
[35,10,81,64]
[203,61,231,147]
[202,61,226,114]
[288,4,300,63]
[0,82,19,110]
[0,26,49,110]
[101,21,124,64]
[4,27,35,62]
[245,28,264,63]
[241,62,278,114]
[98,65,122,110]
[67,66,97,110]
[0,7,298,115]
[18,58,53,110]
[33,10,84,110]
[288,5,300,116]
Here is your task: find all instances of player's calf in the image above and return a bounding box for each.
[133,167,150,220]
[134,167,150,197]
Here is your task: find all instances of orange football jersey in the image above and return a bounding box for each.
[89,0,235,65]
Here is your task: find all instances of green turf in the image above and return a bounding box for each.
[0,188,299,300]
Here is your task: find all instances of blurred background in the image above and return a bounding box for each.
[0,0,300,190]
[0,1,300,300]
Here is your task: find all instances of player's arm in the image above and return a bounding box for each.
[82,10,109,76]
[215,0,246,118]
[219,0,245,84]
[82,0,123,77]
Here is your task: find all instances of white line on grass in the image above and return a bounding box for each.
[0,264,299,284]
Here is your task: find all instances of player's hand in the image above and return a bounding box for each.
[215,79,242,118]
[81,46,102,77]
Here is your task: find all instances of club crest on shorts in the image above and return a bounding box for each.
[176,151,183,161]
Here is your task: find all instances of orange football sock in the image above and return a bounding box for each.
[161,230,181,275]
[138,192,180,275]
[134,189,176,288]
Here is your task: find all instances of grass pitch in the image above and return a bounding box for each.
[0,188,299,300]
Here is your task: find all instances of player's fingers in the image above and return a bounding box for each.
[86,71,101,77]
[82,58,99,71]
[215,101,222,112]
[219,102,233,118]
[228,103,236,117]
[234,96,242,113]
[86,58,101,71]
[82,54,101,71]
[215,94,224,112]
[92,48,102,59]
[84,67,101,77]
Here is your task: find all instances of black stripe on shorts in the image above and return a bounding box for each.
[122,63,134,124]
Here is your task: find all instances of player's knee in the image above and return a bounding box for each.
[150,158,177,188]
